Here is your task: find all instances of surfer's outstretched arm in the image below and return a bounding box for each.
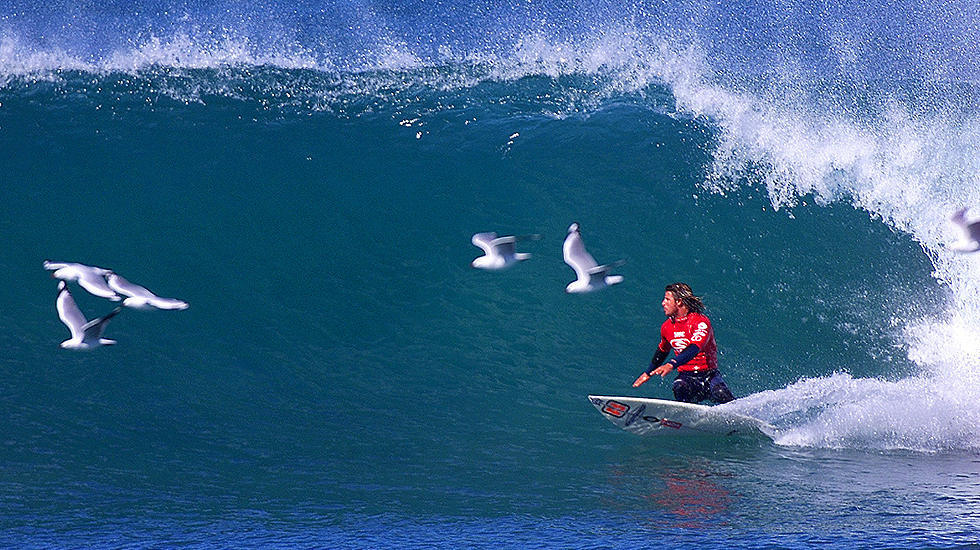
[633,348,670,387]
[665,344,700,370]
[651,344,700,377]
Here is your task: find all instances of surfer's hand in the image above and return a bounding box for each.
[652,363,674,377]
[632,372,651,387]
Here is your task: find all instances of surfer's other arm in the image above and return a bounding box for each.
[654,344,700,376]
[633,347,669,387]
[634,343,702,386]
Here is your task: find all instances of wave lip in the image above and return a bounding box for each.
[0,32,325,78]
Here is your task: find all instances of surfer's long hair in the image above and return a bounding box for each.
[666,283,706,314]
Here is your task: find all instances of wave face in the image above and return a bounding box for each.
[2,0,980,546]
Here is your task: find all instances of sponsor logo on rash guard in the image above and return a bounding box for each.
[691,322,708,343]
[669,338,690,351]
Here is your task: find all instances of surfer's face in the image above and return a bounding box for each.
[662,292,681,317]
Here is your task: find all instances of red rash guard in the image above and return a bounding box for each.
[658,312,718,372]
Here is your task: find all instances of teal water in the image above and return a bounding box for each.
[3,2,980,547]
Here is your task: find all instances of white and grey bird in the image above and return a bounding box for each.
[43,261,121,301]
[106,272,189,310]
[471,232,540,270]
[562,222,624,293]
[55,280,122,350]
[950,208,980,253]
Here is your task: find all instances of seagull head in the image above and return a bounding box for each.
[568,222,579,234]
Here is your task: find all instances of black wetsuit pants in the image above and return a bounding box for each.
[673,369,735,404]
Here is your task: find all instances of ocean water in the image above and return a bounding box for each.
[2,1,980,547]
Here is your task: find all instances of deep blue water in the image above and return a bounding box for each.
[2,1,980,547]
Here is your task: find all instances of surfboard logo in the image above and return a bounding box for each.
[660,419,682,429]
[623,404,646,427]
[642,415,681,429]
[601,400,629,417]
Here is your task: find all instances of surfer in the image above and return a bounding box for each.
[632,283,735,404]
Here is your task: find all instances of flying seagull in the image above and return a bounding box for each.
[471,232,540,270]
[43,261,121,301]
[106,272,189,310]
[55,281,122,350]
[950,208,980,253]
[562,223,624,293]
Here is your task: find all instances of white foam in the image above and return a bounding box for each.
[728,373,980,452]
[0,35,96,81]
[0,31,324,77]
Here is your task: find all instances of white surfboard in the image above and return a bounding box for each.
[588,395,774,438]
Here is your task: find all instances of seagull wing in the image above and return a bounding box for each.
[587,259,625,284]
[145,297,190,310]
[587,265,611,285]
[43,260,71,271]
[45,261,111,275]
[81,307,122,343]
[489,235,517,256]
[107,273,154,299]
[563,231,597,280]
[108,273,189,309]
[471,232,499,255]
[77,271,121,300]
[56,282,88,340]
